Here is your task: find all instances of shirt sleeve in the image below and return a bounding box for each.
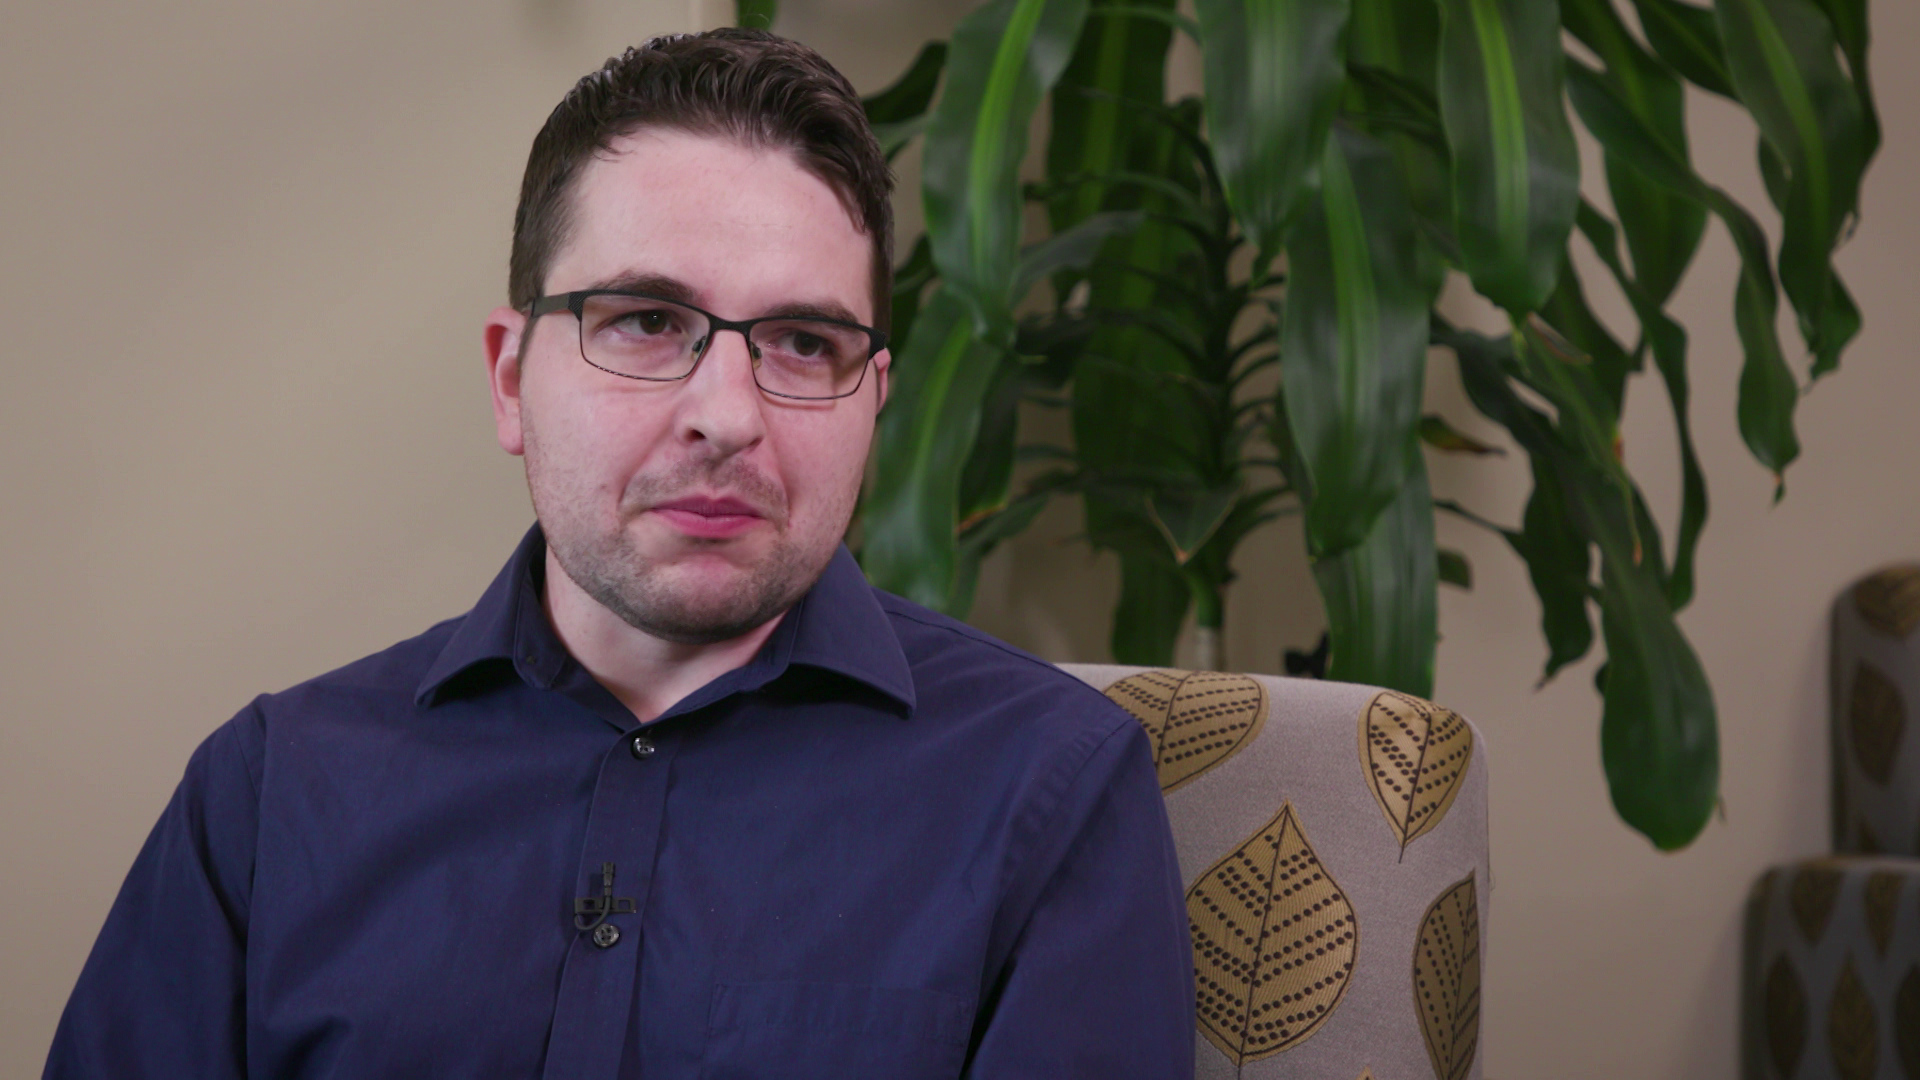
[43,704,264,1080]
[965,715,1194,1079]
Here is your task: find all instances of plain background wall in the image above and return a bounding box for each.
[4,1,1917,1076]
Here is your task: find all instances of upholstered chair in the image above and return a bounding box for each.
[1740,566,1920,1079]
[1058,664,1492,1080]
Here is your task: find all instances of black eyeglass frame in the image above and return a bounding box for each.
[525,289,889,401]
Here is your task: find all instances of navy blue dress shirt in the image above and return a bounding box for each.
[46,526,1193,1079]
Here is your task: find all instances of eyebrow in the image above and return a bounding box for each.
[582,271,868,327]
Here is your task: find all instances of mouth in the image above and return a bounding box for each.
[648,494,767,540]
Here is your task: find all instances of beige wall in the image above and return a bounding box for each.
[4,1,1917,1076]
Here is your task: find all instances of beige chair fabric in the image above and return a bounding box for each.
[1058,664,1492,1080]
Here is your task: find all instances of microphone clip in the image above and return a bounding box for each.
[573,861,638,931]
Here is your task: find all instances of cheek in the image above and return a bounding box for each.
[777,413,874,522]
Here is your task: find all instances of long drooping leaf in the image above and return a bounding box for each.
[1435,0,1579,315]
[1347,0,1447,228]
[1576,203,1709,610]
[1048,0,1175,235]
[922,0,1090,335]
[1509,467,1595,682]
[1195,0,1352,260]
[862,287,1004,611]
[1282,125,1441,558]
[1806,0,1876,157]
[1452,328,1718,850]
[1564,59,1800,490]
[863,42,949,161]
[1630,0,1737,98]
[863,41,948,124]
[1714,0,1871,379]
[1312,459,1437,697]
[1564,0,1708,307]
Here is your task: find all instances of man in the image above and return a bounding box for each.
[45,29,1192,1079]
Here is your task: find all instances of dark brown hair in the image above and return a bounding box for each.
[508,29,894,331]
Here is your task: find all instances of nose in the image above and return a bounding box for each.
[672,325,767,459]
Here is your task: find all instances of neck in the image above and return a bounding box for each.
[540,547,786,724]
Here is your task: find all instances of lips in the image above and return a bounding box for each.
[649,494,766,539]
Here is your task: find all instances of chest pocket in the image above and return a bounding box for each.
[700,981,974,1080]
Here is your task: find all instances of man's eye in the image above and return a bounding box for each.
[618,309,677,335]
[771,328,839,360]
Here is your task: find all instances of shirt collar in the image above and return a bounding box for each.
[416,523,915,716]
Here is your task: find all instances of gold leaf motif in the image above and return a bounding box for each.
[1188,802,1357,1064]
[1829,956,1879,1080]
[1413,874,1480,1080]
[1790,864,1845,945]
[1358,691,1475,855]
[1765,956,1808,1078]
[1866,871,1903,957]
[1859,820,1884,855]
[1854,565,1920,639]
[1850,661,1907,786]
[1894,966,1920,1080]
[1104,669,1269,793]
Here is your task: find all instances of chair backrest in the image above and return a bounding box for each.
[1830,564,1920,856]
[1058,664,1491,1080]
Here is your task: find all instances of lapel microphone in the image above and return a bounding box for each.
[573,862,638,931]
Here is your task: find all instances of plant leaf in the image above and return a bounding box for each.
[922,0,1090,334]
[1436,0,1580,314]
[1574,202,1708,609]
[1048,0,1176,235]
[1195,0,1352,258]
[1013,210,1147,296]
[1437,547,1472,589]
[861,287,1003,612]
[734,0,776,29]
[1110,544,1191,665]
[862,41,948,124]
[1714,0,1872,379]
[1629,0,1737,98]
[1564,58,1800,490]
[1564,0,1709,307]
[1147,480,1243,563]
[1507,465,1596,681]
[1282,124,1442,558]
[1452,327,1719,849]
[1420,414,1504,455]
[1313,457,1439,697]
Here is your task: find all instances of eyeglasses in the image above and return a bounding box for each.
[525,290,887,401]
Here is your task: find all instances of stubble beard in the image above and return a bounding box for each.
[523,414,845,646]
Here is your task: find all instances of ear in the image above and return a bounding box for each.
[870,347,891,413]
[484,305,529,456]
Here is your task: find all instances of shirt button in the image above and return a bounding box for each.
[592,923,621,949]
[630,734,656,759]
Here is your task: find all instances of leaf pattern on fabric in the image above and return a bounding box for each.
[1413,873,1480,1080]
[1188,801,1357,1064]
[1765,955,1808,1078]
[1850,661,1907,786]
[1829,956,1879,1080]
[1358,690,1475,855]
[1790,863,1845,945]
[1104,669,1270,793]
[1858,819,1883,855]
[1866,871,1904,957]
[1854,565,1920,639]
[1895,966,1920,1080]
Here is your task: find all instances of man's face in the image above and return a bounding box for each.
[485,128,889,644]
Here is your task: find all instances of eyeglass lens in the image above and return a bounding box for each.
[576,294,869,398]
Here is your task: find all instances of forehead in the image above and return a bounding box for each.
[548,128,874,321]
